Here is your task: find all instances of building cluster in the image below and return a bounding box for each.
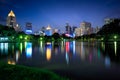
[64,22,100,37]
[34,25,61,36]
[6,10,106,37]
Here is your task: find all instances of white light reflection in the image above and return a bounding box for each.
[0,43,8,54]
[80,42,85,60]
[0,43,4,53]
[25,42,32,58]
[16,51,20,62]
[114,41,117,56]
[40,41,43,54]
[66,52,69,64]
[73,41,75,55]
[61,41,64,53]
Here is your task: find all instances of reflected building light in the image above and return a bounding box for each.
[61,41,64,53]
[16,51,20,62]
[46,48,51,61]
[66,42,69,53]
[24,42,27,48]
[80,42,85,60]
[5,43,8,54]
[20,43,23,53]
[40,41,43,47]
[114,41,117,56]
[46,42,52,61]
[64,39,66,45]
[12,44,14,54]
[54,47,58,54]
[0,43,4,53]
[61,41,64,47]
[101,42,105,51]
[8,60,16,65]
[46,42,51,45]
[26,43,32,58]
[105,56,111,67]
[40,41,44,54]
[73,41,75,55]
[66,52,69,64]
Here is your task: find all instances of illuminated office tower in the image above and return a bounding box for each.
[25,22,33,34]
[45,25,52,36]
[6,10,16,27]
[75,21,92,36]
[65,23,72,34]
[80,21,91,36]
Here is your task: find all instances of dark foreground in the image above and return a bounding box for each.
[52,67,120,80]
[0,62,67,80]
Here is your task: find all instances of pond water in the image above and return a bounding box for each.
[0,41,120,79]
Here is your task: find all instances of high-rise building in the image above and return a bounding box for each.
[25,22,33,34]
[80,21,91,36]
[6,10,16,27]
[75,28,81,36]
[75,21,92,36]
[45,25,52,36]
[65,23,72,34]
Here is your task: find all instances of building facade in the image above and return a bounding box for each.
[6,10,16,27]
[65,23,72,34]
[25,22,33,34]
[75,21,92,36]
[45,25,52,36]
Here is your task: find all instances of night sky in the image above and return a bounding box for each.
[0,0,120,32]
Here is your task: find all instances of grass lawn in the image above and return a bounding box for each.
[0,62,68,80]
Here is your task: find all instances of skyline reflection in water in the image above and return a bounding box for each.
[0,41,120,68]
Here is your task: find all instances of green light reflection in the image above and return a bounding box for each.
[20,43,23,53]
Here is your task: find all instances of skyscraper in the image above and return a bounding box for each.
[45,25,52,36]
[80,21,91,35]
[25,22,33,34]
[65,23,72,34]
[75,21,92,36]
[6,10,16,27]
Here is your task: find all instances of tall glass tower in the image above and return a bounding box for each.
[6,10,16,27]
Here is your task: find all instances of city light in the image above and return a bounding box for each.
[40,37,43,40]
[114,35,117,39]
[20,36,23,39]
[25,36,27,40]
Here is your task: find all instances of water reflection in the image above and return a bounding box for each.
[73,41,75,55]
[20,43,23,53]
[0,41,120,69]
[0,43,8,54]
[114,41,117,56]
[46,42,52,61]
[105,56,111,67]
[40,41,44,54]
[25,42,32,58]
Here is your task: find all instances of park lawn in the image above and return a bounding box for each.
[0,62,68,80]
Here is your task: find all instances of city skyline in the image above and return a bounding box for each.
[0,0,120,32]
